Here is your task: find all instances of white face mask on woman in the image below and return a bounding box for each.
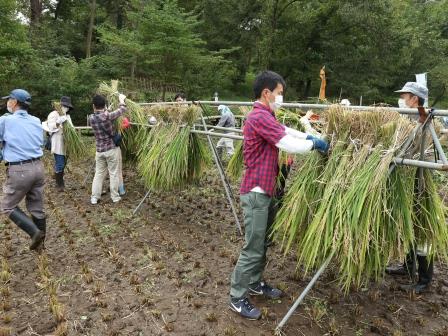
[398,98,408,108]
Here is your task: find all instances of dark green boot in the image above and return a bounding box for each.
[9,208,44,250]
[32,216,46,250]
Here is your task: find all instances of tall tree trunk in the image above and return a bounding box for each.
[130,58,136,80]
[30,0,43,26]
[303,78,312,98]
[54,0,64,20]
[86,0,97,58]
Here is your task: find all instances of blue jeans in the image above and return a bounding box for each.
[54,154,66,173]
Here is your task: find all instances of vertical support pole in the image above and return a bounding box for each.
[429,123,448,164]
[133,189,151,215]
[275,252,334,334]
[198,103,243,235]
[412,119,429,283]
[389,124,422,175]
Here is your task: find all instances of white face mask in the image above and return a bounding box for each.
[61,106,70,114]
[398,98,408,108]
[270,94,283,111]
[6,100,14,113]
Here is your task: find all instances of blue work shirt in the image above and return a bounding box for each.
[0,110,43,162]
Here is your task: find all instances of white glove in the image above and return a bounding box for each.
[149,116,157,125]
[118,93,126,105]
[56,116,67,124]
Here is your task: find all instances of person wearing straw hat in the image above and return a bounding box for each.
[215,105,236,158]
[386,81,433,294]
[43,96,73,191]
[0,89,46,251]
[229,71,329,320]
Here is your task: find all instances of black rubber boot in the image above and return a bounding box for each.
[399,255,433,294]
[9,208,44,250]
[386,251,414,276]
[414,255,433,294]
[55,172,64,191]
[32,216,46,250]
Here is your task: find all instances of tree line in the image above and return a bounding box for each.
[1,0,448,123]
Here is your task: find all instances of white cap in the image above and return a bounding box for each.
[340,99,351,106]
[395,82,428,99]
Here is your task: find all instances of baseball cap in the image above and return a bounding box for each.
[2,89,32,105]
[395,82,428,99]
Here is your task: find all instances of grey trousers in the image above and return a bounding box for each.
[1,160,46,219]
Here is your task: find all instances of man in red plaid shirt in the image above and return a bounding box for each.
[229,71,329,320]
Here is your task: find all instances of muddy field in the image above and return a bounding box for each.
[1,152,448,336]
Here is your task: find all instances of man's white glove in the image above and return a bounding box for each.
[56,116,67,124]
[118,93,127,105]
[148,116,157,125]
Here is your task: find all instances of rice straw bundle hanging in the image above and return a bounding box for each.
[52,102,88,161]
[136,104,210,191]
[97,81,147,159]
[273,105,448,292]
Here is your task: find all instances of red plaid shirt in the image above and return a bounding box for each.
[240,102,286,197]
[89,105,126,153]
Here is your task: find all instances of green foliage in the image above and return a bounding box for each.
[98,0,236,99]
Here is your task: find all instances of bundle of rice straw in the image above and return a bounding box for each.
[136,104,210,191]
[97,81,147,159]
[272,105,448,292]
[53,102,88,161]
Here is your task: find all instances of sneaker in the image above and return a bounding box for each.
[249,281,283,299]
[229,297,261,320]
[112,197,121,203]
[90,197,98,205]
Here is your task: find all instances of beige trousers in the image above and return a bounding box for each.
[91,147,121,202]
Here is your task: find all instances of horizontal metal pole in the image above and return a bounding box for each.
[140,101,195,106]
[75,127,447,170]
[190,130,243,140]
[189,101,448,117]
[138,100,448,116]
[126,123,244,140]
[76,123,242,133]
[197,125,243,133]
[393,158,448,171]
